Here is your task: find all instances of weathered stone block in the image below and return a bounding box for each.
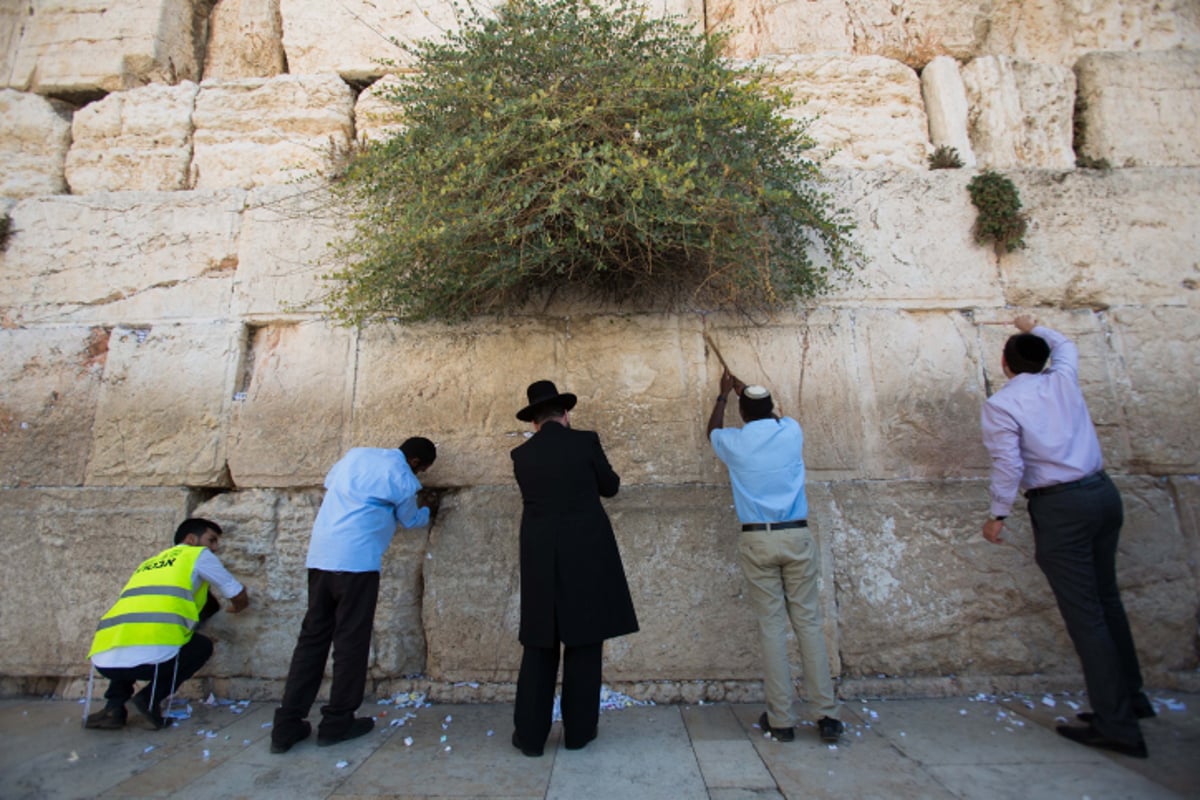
[0,89,72,199]
[227,321,356,488]
[1075,50,1200,169]
[65,82,198,194]
[203,0,286,81]
[4,0,208,95]
[822,169,1000,308]
[961,56,1075,169]
[997,169,1200,309]
[822,478,1196,679]
[1108,307,1200,473]
[983,0,1200,67]
[0,326,107,488]
[0,487,190,675]
[0,191,244,325]
[425,485,829,683]
[0,2,32,91]
[230,185,346,317]
[765,55,930,169]
[921,55,977,167]
[86,323,242,486]
[191,73,354,190]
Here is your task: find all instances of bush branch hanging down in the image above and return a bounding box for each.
[322,0,859,323]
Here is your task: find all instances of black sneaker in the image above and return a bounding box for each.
[818,716,844,743]
[130,693,165,730]
[84,706,127,730]
[317,716,374,747]
[270,720,312,754]
[757,712,795,742]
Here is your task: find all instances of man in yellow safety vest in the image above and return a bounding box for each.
[85,518,250,730]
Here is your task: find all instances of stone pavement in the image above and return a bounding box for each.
[1,691,1196,800]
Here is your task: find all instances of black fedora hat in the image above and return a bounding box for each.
[516,380,577,422]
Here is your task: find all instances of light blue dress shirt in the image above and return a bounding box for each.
[981,325,1105,517]
[710,416,808,523]
[306,447,429,572]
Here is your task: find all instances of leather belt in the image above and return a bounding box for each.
[741,520,807,531]
[1025,471,1106,499]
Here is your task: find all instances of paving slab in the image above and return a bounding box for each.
[0,694,1195,799]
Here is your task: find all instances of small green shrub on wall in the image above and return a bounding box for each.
[322,0,857,323]
[967,170,1027,254]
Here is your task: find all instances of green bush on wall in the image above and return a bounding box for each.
[967,169,1027,254]
[322,0,858,323]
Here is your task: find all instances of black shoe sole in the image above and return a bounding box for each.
[1055,724,1148,758]
[317,718,374,747]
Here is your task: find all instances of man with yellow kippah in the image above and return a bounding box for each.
[85,518,249,731]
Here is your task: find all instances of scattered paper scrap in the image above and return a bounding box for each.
[336,760,349,769]
[1041,695,1056,707]
[404,737,414,747]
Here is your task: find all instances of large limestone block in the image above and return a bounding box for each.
[0,191,244,325]
[186,487,428,679]
[920,55,976,167]
[822,168,1000,307]
[765,55,930,169]
[231,185,348,316]
[1075,50,1200,169]
[996,169,1200,309]
[86,323,243,486]
[354,315,709,488]
[0,326,107,488]
[4,0,208,95]
[227,321,356,488]
[975,309,1131,472]
[961,56,1076,169]
[203,0,286,80]
[425,485,827,683]
[710,0,986,65]
[279,0,700,79]
[191,73,355,190]
[822,478,1196,679]
[1109,307,1200,474]
[0,487,190,675]
[0,2,32,90]
[64,82,199,194]
[983,0,1200,67]
[1168,476,1200,594]
[0,89,72,198]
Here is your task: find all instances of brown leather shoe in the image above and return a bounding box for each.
[84,706,127,730]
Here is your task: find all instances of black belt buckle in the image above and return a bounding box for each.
[742,520,807,531]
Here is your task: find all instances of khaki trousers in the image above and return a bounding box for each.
[738,526,838,728]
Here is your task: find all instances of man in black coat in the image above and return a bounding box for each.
[510,380,639,756]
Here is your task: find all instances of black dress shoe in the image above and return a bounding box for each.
[564,726,597,750]
[757,712,795,743]
[511,731,543,757]
[317,716,374,747]
[1076,695,1157,725]
[1055,724,1148,758]
[270,720,312,754]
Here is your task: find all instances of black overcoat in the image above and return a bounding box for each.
[511,421,639,648]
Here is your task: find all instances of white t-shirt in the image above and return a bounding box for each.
[91,549,244,669]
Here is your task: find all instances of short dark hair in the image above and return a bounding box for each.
[532,404,566,424]
[400,436,437,468]
[175,517,222,545]
[1004,333,1050,375]
[739,386,775,421]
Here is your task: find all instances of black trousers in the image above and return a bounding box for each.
[274,569,380,737]
[97,633,213,710]
[1029,472,1145,745]
[514,640,603,750]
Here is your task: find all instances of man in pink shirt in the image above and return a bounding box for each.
[980,315,1152,758]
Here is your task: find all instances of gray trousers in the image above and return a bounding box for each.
[1029,472,1145,745]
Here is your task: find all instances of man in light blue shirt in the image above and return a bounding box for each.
[708,370,841,744]
[981,316,1150,758]
[272,438,436,754]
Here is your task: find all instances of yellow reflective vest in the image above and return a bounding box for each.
[88,544,210,658]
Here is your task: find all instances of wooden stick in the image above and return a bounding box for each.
[702,332,731,372]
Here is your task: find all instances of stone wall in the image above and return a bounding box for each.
[1,0,1198,703]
